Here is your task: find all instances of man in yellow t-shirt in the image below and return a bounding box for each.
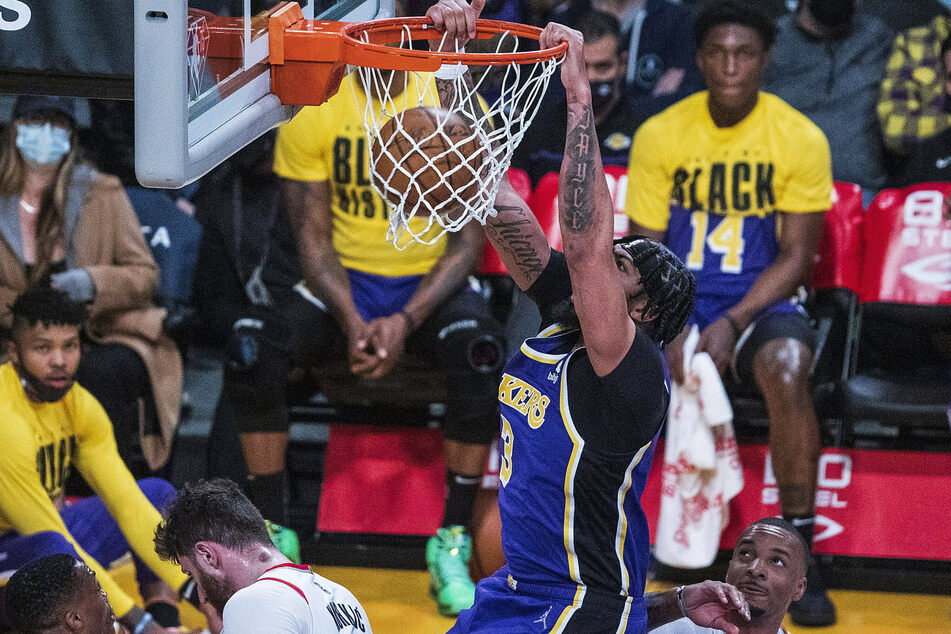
[625,1,835,627]
[0,288,190,634]
[264,71,503,616]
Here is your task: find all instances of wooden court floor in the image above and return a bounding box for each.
[115,561,948,632]
[315,566,951,634]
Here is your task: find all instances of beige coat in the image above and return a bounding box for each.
[0,168,181,470]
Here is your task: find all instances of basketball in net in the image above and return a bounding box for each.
[372,106,485,219]
[340,17,564,247]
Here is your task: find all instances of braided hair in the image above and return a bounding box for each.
[614,235,696,348]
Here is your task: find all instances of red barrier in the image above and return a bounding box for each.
[642,442,951,561]
[811,182,864,293]
[317,425,445,535]
[860,183,951,305]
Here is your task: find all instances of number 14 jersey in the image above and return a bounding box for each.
[624,91,832,306]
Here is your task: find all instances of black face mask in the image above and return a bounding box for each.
[13,359,74,402]
[808,0,857,31]
[590,79,619,114]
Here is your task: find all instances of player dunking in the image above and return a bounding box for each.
[427,2,696,631]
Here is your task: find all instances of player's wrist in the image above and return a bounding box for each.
[395,309,418,332]
[675,585,688,617]
[722,313,745,339]
[434,62,469,80]
[565,84,592,103]
[119,606,154,634]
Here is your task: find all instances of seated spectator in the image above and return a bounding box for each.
[553,0,704,119]
[196,63,504,616]
[155,478,371,634]
[511,9,645,187]
[889,36,951,184]
[0,288,189,634]
[626,1,835,626]
[0,95,182,477]
[275,71,505,617]
[878,8,951,183]
[82,99,202,332]
[648,517,808,634]
[4,554,117,634]
[764,0,891,202]
[191,133,303,558]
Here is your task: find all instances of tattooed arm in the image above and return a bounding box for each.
[485,177,552,290]
[544,23,636,374]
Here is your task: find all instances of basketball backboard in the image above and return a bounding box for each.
[134,0,393,188]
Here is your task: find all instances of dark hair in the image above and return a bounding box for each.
[694,0,777,50]
[575,10,622,52]
[745,517,810,572]
[10,287,85,334]
[614,236,696,348]
[5,554,84,633]
[154,479,273,564]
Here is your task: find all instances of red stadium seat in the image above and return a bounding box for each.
[834,183,951,444]
[812,182,864,293]
[527,172,562,246]
[804,182,866,432]
[859,183,951,305]
[603,164,634,240]
[523,167,632,253]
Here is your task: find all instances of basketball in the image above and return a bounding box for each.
[372,106,484,217]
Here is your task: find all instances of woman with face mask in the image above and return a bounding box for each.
[0,95,183,484]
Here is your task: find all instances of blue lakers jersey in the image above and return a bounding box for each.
[666,205,779,308]
[497,325,659,599]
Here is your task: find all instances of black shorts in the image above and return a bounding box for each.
[732,306,816,387]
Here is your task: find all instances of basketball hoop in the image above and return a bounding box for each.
[265,6,565,247]
[344,19,564,247]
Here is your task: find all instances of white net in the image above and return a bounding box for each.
[351,26,562,248]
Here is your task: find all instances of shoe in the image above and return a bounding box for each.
[265,520,301,564]
[788,558,837,626]
[426,525,476,616]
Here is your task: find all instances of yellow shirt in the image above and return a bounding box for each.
[273,72,446,276]
[0,363,187,617]
[626,91,832,230]
[625,91,831,303]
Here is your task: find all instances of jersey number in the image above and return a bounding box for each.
[499,416,513,487]
[687,212,745,273]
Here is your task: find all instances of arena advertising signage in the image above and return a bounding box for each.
[642,443,951,562]
[0,1,132,77]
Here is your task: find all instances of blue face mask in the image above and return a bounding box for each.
[16,123,71,165]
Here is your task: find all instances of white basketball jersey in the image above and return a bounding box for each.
[222,563,371,634]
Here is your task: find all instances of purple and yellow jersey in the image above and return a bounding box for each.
[625,92,832,323]
[497,325,659,608]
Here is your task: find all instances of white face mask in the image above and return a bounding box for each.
[15,123,71,165]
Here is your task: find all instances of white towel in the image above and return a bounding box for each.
[655,326,744,568]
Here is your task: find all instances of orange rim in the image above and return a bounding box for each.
[339,17,567,70]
